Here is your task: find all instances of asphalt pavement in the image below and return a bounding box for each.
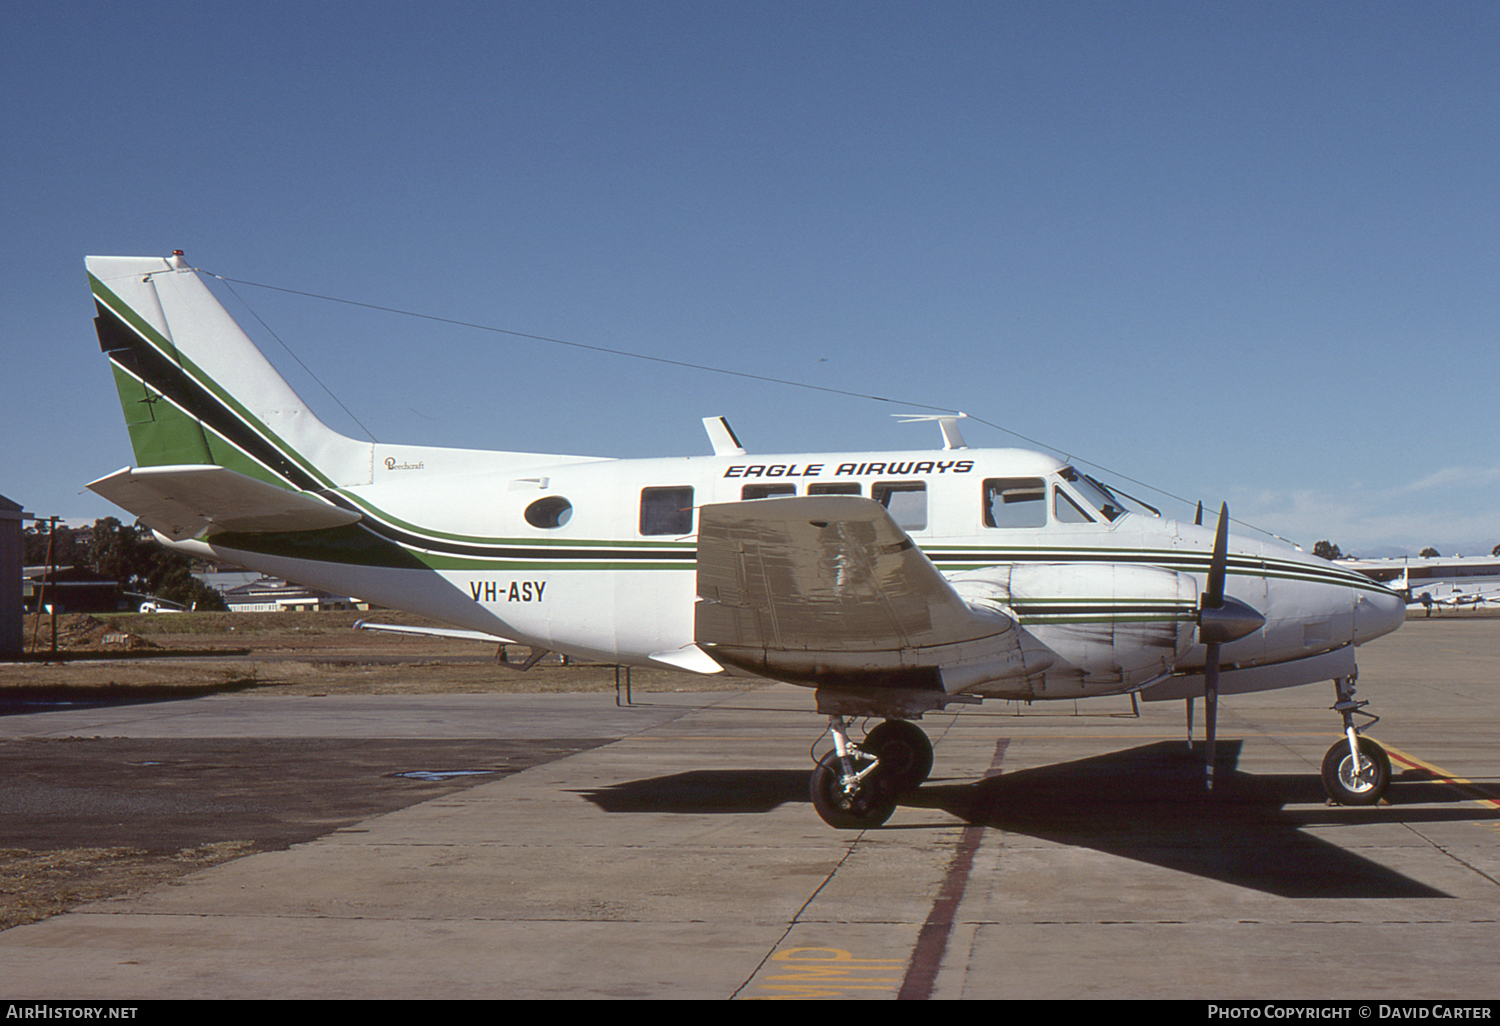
[1,618,1497,1000]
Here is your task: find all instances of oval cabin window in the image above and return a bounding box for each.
[524,495,573,529]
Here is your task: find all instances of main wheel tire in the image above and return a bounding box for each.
[864,719,934,790]
[1321,736,1391,806]
[809,751,897,829]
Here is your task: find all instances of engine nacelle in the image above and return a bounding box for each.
[949,562,1198,697]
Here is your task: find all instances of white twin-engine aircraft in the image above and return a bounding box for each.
[85,253,1408,828]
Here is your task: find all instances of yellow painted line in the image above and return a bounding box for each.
[1382,742,1500,810]
[750,948,905,1000]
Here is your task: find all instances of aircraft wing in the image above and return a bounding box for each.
[86,464,361,540]
[694,496,1022,691]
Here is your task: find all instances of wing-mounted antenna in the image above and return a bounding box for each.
[894,412,968,450]
[703,416,747,456]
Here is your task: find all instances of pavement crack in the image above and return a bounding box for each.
[729,832,864,999]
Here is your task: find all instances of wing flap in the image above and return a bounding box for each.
[695,496,1020,688]
[87,464,361,540]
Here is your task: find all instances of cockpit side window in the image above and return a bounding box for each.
[1054,487,1094,524]
[1060,467,1126,522]
[983,478,1047,528]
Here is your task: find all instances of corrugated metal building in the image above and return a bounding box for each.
[0,495,23,657]
[23,565,124,614]
[222,575,364,612]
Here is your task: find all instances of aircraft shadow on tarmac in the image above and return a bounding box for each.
[579,740,1499,899]
[576,769,810,816]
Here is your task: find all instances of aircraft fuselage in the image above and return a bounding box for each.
[171,443,1404,702]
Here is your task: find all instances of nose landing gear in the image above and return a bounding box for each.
[1320,674,1390,806]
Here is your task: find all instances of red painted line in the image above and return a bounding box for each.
[898,738,1008,1000]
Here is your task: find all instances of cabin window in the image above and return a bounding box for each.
[742,483,795,500]
[640,486,694,535]
[808,482,861,496]
[1054,487,1094,524]
[524,495,573,529]
[873,481,926,530]
[984,478,1046,528]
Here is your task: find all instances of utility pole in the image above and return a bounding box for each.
[28,516,60,660]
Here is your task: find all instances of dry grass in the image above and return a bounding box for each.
[5,609,762,696]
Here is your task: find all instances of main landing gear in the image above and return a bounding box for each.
[809,716,935,829]
[1320,674,1390,806]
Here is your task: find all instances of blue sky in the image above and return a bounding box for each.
[5,1,1497,557]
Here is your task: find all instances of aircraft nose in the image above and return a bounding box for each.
[1354,586,1406,644]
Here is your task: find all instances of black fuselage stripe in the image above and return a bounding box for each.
[320,492,695,560]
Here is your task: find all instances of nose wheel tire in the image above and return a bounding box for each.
[1321,736,1391,806]
[863,719,934,791]
[809,751,898,829]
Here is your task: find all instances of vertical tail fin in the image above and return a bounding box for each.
[88,254,374,492]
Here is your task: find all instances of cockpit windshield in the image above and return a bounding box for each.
[1058,467,1157,522]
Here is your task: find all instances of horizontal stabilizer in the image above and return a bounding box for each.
[86,464,361,540]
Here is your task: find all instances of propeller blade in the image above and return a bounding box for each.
[1194,501,1203,527]
[1195,503,1254,793]
[1205,501,1229,609]
[1198,503,1265,647]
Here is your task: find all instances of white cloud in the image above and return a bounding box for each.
[1397,465,1500,494]
[1231,469,1500,557]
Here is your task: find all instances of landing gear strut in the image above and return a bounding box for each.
[1320,674,1390,806]
[808,716,933,828]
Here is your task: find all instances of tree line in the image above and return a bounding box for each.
[1314,541,1500,561]
[23,517,227,611]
